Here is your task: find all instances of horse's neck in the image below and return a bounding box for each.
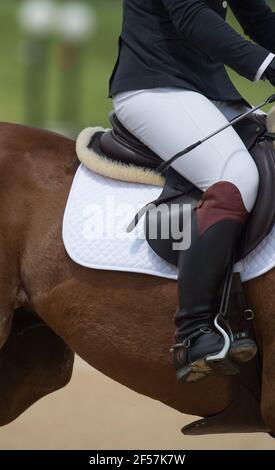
[0,121,77,169]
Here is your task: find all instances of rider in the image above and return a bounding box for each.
[108,0,275,382]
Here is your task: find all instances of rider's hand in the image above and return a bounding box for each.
[265,57,275,86]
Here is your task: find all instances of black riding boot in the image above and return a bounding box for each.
[171,182,257,383]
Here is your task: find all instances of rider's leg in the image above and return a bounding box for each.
[172,181,253,382]
[113,88,259,381]
[113,88,258,212]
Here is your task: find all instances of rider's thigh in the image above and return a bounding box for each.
[112,88,259,212]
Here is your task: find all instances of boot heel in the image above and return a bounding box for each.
[176,358,213,383]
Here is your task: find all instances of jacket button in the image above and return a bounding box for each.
[222,1,228,7]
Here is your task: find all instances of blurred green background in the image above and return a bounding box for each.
[0,0,274,136]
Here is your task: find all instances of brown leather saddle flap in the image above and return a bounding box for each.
[182,376,269,435]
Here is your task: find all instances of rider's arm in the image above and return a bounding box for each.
[229,0,275,52]
[229,0,275,81]
[162,0,271,81]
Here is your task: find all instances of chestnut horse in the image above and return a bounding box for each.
[0,122,274,434]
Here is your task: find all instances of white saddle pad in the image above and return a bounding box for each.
[63,164,275,283]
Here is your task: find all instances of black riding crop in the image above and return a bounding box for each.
[157,93,275,174]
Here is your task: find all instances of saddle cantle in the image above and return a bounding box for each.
[102,112,163,169]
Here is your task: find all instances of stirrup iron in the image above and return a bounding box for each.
[206,259,234,364]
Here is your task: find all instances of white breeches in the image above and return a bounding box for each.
[112,88,260,212]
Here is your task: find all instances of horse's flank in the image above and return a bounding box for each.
[0,122,274,431]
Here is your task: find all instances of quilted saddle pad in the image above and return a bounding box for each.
[63,164,275,283]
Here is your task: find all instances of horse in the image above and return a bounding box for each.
[0,120,274,435]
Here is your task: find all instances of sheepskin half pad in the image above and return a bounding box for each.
[76,127,165,187]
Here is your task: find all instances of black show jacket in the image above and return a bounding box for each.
[108,0,275,103]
